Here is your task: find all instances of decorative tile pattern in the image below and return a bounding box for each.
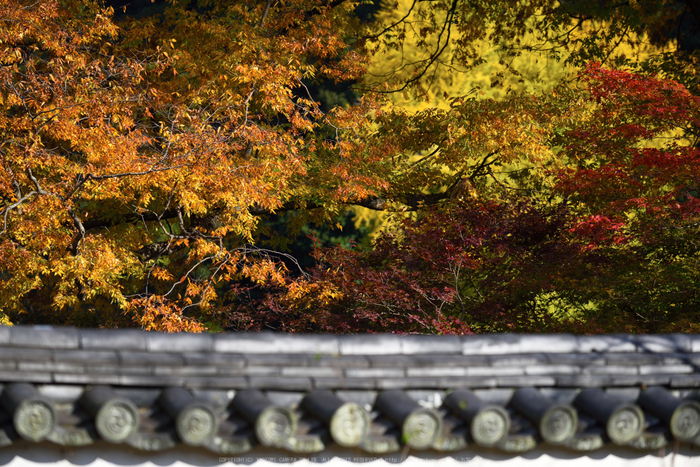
[0,326,699,455]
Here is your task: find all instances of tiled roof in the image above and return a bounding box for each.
[0,326,699,455]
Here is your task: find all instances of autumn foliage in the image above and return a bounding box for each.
[239,63,700,334]
[1,0,700,333]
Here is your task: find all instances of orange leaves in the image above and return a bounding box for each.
[130,296,206,333]
[150,266,174,283]
[241,258,287,286]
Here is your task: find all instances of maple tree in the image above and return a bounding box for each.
[1,0,699,333]
[238,62,700,334]
[1,0,386,330]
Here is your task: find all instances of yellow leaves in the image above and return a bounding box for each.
[130,297,206,333]
[151,266,174,282]
[283,279,343,309]
[0,314,12,326]
[190,238,219,258]
[241,258,287,286]
[173,238,190,248]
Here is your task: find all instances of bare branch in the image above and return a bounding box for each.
[67,207,86,255]
[258,0,273,27]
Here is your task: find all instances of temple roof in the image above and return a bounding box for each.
[0,326,699,455]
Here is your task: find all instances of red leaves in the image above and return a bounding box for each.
[569,215,628,249]
[236,198,587,334]
[556,65,700,225]
[583,62,700,126]
[233,65,700,335]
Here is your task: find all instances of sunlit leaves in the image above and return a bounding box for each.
[0,0,380,330]
[246,64,700,334]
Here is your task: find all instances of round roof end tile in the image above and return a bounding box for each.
[330,402,370,448]
[540,405,578,445]
[256,406,296,448]
[471,406,510,447]
[670,401,700,441]
[402,408,442,450]
[14,399,56,442]
[96,399,139,443]
[176,404,219,446]
[606,405,644,445]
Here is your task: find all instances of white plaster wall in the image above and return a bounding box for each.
[1,443,699,467]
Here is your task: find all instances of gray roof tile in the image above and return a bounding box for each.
[661,354,696,365]
[265,391,305,407]
[118,374,186,386]
[184,376,247,389]
[119,351,184,366]
[313,377,376,390]
[582,365,638,376]
[153,366,219,376]
[375,377,436,389]
[524,365,579,375]
[247,376,312,391]
[272,335,340,355]
[577,335,636,353]
[54,373,121,385]
[0,370,52,383]
[333,390,378,406]
[465,366,524,376]
[690,336,700,353]
[496,375,556,387]
[188,389,235,407]
[1,327,700,456]
[400,335,462,355]
[366,355,418,367]
[405,367,467,377]
[472,388,515,404]
[146,332,214,353]
[112,387,161,405]
[85,365,151,376]
[0,347,52,361]
[52,349,118,364]
[215,333,339,355]
[183,353,246,367]
[462,334,578,355]
[345,368,405,378]
[638,364,694,375]
[436,376,499,389]
[18,361,83,373]
[555,375,614,387]
[245,354,312,366]
[281,367,341,378]
[611,374,671,386]
[489,354,549,366]
[537,388,580,404]
[634,334,692,353]
[314,355,371,368]
[80,329,147,351]
[339,335,402,355]
[219,367,280,377]
[11,326,79,349]
[604,387,641,400]
[546,354,606,366]
[0,325,10,345]
[38,384,84,402]
[368,355,490,368]
[605,353,664,365]
[213,332,276,353]
[669,375,700,387]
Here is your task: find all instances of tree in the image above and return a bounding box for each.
[1,0,699,333]
[1,0,387,330]
[252,63,700,334]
